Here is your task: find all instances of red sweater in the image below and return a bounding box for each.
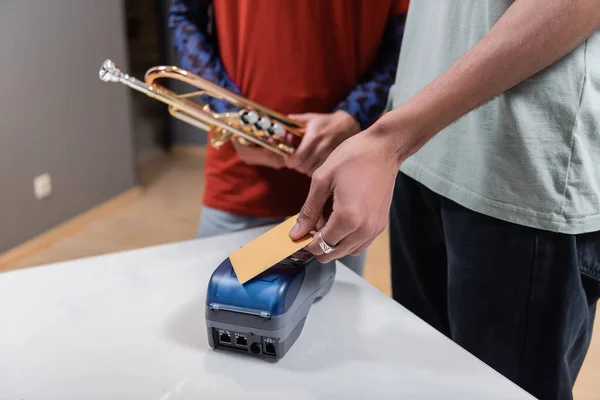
[174,0,409,217]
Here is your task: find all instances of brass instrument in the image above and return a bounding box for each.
[98,59,305,157]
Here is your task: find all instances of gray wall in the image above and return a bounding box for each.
[0,1,136,253]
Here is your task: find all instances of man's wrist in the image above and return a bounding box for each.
[367,102,434,166]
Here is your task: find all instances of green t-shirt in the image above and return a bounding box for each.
[389,1,600,234]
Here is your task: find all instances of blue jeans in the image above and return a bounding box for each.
[389,172,600,400]
[197,206,366,276]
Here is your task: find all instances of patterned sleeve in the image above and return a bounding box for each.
[333,13,407,130]
[168,0,240,113]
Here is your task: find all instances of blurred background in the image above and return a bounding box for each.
[0,1,597,399]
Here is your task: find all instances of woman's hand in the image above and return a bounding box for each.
[232,140,285,169]
[284,111,361,176]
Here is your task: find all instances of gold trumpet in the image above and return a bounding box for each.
[98,59,305,157]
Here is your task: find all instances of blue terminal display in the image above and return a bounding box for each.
[206,257,306,318]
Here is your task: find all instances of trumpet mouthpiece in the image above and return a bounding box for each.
[99,59,122,82]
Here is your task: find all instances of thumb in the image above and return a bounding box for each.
[289,172,332,240]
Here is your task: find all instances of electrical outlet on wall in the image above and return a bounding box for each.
[34,173,52,200]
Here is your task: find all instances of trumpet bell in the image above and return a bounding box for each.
[98,59,305,157]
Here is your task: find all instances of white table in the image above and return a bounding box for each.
[0,226,535,399]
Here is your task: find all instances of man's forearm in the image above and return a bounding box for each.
[376,0,600,161]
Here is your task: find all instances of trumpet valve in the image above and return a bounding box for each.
[269,123,285,137]
[237,110,286,138]
[256,117,272,132]
[239,110,259,125]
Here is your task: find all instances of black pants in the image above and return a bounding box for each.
[389,172,600,400]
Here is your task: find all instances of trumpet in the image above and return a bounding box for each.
[98,59,305,157]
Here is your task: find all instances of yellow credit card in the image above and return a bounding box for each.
[229,214,313,284]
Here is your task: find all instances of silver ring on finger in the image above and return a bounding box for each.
[318,231,336,254]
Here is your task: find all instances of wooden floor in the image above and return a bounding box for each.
[3,149,599,399]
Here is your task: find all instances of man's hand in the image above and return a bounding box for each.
[232,140,285,169]
[284,111,361,176]
[288,119,409,262]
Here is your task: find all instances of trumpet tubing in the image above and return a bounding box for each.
[98,59,305,157]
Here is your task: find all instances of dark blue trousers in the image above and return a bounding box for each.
[389,172,600,400]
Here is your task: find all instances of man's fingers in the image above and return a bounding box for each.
[305,233,325,257]
[303,216,328,256]
[308,231,371,264]
[303,206,360,262]
[318,197,363,245]
[317,210,354,248]
[308,195,378,262]
[349,238,375,257]
[316,233,362,264]
[315,216,326,231]
[289,171,332,240]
